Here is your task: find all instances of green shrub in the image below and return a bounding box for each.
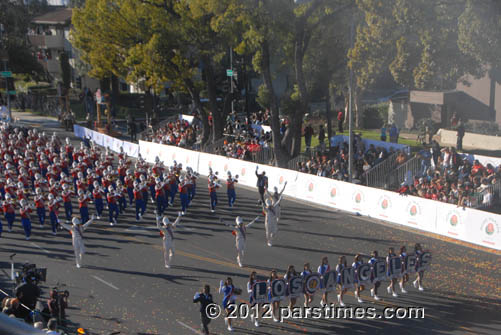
[362,103,388,129]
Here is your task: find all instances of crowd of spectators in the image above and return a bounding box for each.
[296,133,406,183]
[143,117,201,149]
[217,111,274,161]
[142,111,499,210]
[398,143,500,208]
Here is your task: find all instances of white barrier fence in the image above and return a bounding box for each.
[136,140,500,251]
[70,125,500,251]
[74,125,139,158]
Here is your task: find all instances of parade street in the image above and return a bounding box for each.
[0,120,499,335]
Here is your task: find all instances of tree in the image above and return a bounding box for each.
[348,0,486,127]
[350,0,484,90]
[0,0,46,80]
[283,0,355,158]
[458,0,501,74]
[210,0,293,165]
[72,0,233,144]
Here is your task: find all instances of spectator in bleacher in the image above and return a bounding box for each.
[389,124,399,143]
[380,124,387,142]
[456,121,465,151]
[318,125,325,151]
[337,110,344,133]
[304,124,314,151]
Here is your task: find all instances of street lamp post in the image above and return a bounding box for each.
[230,47,234,114]
[0,24,11,122]
[348,18,355,183]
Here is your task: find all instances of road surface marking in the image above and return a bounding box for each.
[125,225,157,231]
[118,228,478,334]
[92,275,119,290]
[176,320,203,334]
[31,242,50,254]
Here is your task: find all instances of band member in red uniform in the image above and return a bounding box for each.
[3,193,16,232]
[19,199,35,240]
[61,184,74,222]
[155,178,167,216]
[78,189,91,223]
[178,176,190,215]
[92,181,105,219]
[133,181,145,221]
[125,170,135,205]
[226,172,238,208]
[47,194,62,235]
[34,187,46,228]
[115,180,128,214]
[208,179,220,213]
[107,186,119,226]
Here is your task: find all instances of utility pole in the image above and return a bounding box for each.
[348,18,355,183]
[230,47,234,114]
[0,24,11,122]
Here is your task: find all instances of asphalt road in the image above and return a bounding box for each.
[1,118,500,335]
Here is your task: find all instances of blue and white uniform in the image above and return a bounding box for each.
[318,264,330,289]
[219,281,236,309]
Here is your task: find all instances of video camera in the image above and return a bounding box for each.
[51,287,70,300]
[15,263,47,285]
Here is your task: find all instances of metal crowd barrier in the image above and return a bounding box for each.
[201,137,226,154]
[471,179,501,209]
[287,154,310,170]
[363,152,400,189]
[250,147,275,165]
[387,155,423,189]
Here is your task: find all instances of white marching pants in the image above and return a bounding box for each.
[163,243,174,266]
[236,248,244,264]
[73,241,84,267]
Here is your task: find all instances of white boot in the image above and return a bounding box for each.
[337,294,345,307]
[413,279,418,288]
[400,283,407,294]
[355,292,363,303]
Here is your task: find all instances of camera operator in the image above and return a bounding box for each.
[48,288,69,325]
[15,272,41,321]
